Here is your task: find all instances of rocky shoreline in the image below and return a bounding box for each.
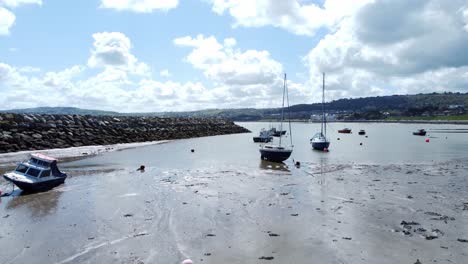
[0,113,250,153]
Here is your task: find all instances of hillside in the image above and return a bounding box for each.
[1,92,467,121]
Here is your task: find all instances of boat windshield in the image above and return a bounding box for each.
[40,169,51,178]
[26,167,41,177]
[30,158,51,167]
[15,164,29,174]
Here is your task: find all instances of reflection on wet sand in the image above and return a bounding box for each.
[259,160,290,172]
[6,190,62,218]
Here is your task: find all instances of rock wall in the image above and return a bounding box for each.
[0,113,250,153]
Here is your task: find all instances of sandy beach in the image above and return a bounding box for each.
[1,159,467,264]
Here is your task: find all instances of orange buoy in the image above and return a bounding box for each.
[425,138,430,143]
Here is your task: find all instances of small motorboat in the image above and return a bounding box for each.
[413,129,427,136]
[269,127,287,137]
[338,128,352,134]
[3,153,67,192]
[253,129,273,143]
[260,145,293,163]
[358,130,366,135]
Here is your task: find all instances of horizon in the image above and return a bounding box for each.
[1,91,466,114]
[1,1,468,112]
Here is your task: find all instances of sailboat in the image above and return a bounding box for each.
[260,74,293,162]
[310,73,330,151]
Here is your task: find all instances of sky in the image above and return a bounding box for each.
[0,0,468,112]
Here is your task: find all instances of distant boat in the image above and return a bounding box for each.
[260,74,293,163]
[338,128,352,134]
[3,153,67,192]
[253,129,273,143]
[269,127,286,137]
[310,72,330,151]
[413,129,427,136]
[358,130,366,135]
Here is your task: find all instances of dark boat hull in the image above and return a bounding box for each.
[260,149,292,163]
[413,132,427,136]
[271,131,287,137]
[338,130,351,134]
[3,175,66,192]
[312,141,330,150]
[358,132,366,135]
[253,137,272,143]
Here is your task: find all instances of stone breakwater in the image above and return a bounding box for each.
[0,113,250,153]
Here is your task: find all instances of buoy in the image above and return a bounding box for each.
[365,136,368,138]
[182,259,193,264]
[337,138,340,140]
[137,165,145,171]
[295,161,301,167]
[425,138,430,143]
[360,142,363,146]
[191,149,195,153]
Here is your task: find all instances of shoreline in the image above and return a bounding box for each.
[248,119,468,125]
[0,140,170,168]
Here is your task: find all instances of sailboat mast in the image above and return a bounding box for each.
[279,73,286,147]
[286,74,293,146]
[323,72,326,137]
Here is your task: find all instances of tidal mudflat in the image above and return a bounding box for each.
[1,122,467,263]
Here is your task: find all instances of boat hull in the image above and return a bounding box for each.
[413,132,427,136]
[338,130,351,134]
[3,175,66,192]
[312,141,330,150]
[358,131,366,135]
[260,148,292,163]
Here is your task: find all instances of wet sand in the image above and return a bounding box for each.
[1,159,467,264]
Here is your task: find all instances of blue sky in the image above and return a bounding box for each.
[1,0,467,112]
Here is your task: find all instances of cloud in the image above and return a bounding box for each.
[0,0,42,8]
[207,0,371,36]
[304,0,468,100]
[174,34,283,86]
[100,0,178,13]
[0,7,15,35]
[0,0,42,36]
[159,69,171,77]
[88,32,150,76]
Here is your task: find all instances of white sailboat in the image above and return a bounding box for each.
[311,73,330,151]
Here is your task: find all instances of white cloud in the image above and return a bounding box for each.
[0,7,15,35]
[100,0,178,13]
[88,32,150,76]
[0,0,41,36]
[0,0,42,8]
[304,0,468,100]
[208,0,372,36]
[174,34,283,86]
[159,69,171,77]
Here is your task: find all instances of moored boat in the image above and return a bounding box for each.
[3,153,67,192]
[413,129,427,136]
[253,129,273,143]
[338,128,352,134]
[310,72,331,151]
[358,129,366,135]
[260,74,293,163]
[269,127,287,137]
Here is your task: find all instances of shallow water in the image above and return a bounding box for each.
[0,122,467,264]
